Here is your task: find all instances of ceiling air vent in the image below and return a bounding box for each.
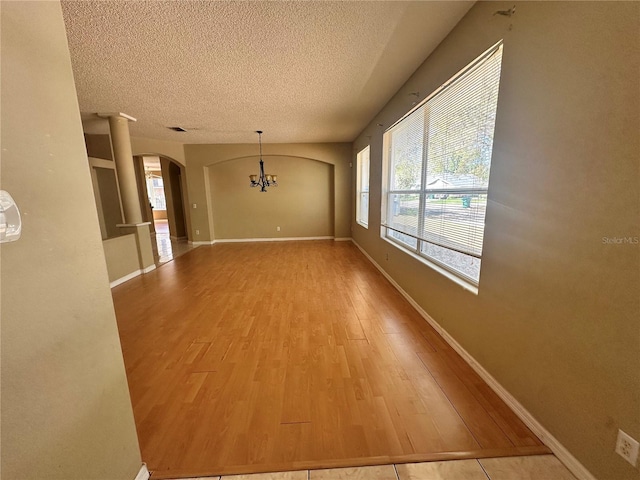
[168,126,187,132]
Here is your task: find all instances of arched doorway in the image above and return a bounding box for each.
[133,154,191,264]
[206,154,336,241]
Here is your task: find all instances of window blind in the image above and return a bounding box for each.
[382,42,503,283]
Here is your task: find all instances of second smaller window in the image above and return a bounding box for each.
[356,146,370,228]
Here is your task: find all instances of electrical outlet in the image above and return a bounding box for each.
[277,226,281,232]
[616,429,639,466]
[195,229,200,235]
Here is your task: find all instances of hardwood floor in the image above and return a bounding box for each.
[111,241,549,479]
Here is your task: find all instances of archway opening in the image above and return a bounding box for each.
[135,154,192,264]
[206,154,336,241]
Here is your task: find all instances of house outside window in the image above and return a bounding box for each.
[382,42,503,287]
[356,145,370,228]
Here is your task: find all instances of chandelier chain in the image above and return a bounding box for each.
[249,130,277,192]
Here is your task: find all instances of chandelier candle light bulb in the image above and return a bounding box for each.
[249,131,277,192]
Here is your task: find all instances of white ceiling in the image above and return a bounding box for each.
[62,1,473,144]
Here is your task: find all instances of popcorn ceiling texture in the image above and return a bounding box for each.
[61,1,472,144]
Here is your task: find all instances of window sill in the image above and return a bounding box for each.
[356,220,369,229]
[381,235,479,295]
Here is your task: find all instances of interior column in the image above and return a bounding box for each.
[107,113,143,224]
[101,112,156,272]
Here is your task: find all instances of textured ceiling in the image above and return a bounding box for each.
[62,1,473,144]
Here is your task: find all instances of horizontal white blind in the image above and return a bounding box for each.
[426,47,502,192]
[384,43,502,277]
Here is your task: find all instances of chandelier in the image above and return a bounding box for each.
[249,130,277,192]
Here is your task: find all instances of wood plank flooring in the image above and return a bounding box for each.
[111,241,549,479]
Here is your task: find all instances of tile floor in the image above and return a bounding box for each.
[152,220,196,265]
[166,454,577,480]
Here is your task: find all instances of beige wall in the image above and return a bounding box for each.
[161,158,187,238]
[352,2,639,480]
[0,2,142,479]
[103,234,141,282]
[210,155,333,239]
[184,143,351,242]
[169,161,187,238]
[95,166,124,238]
[131,136,186,166]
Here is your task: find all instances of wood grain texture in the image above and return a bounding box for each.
[111,241,548,479]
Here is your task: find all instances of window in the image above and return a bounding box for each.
[356,145,370,228]
[146,174,166,210]
[381,42,503,286]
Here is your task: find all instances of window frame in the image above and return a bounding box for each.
[381,41,503,291]
[355,145,370,228]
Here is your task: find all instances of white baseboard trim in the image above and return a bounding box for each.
[110,265,156,288]
[334,237,352,242]
[215,236,334,243]
[142,264,156,274]
[110,270,142,288]
[133,463,149,480]
[350,239,596,480]
[188,240,215,246]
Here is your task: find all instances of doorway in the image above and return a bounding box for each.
[138,155,192,265]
